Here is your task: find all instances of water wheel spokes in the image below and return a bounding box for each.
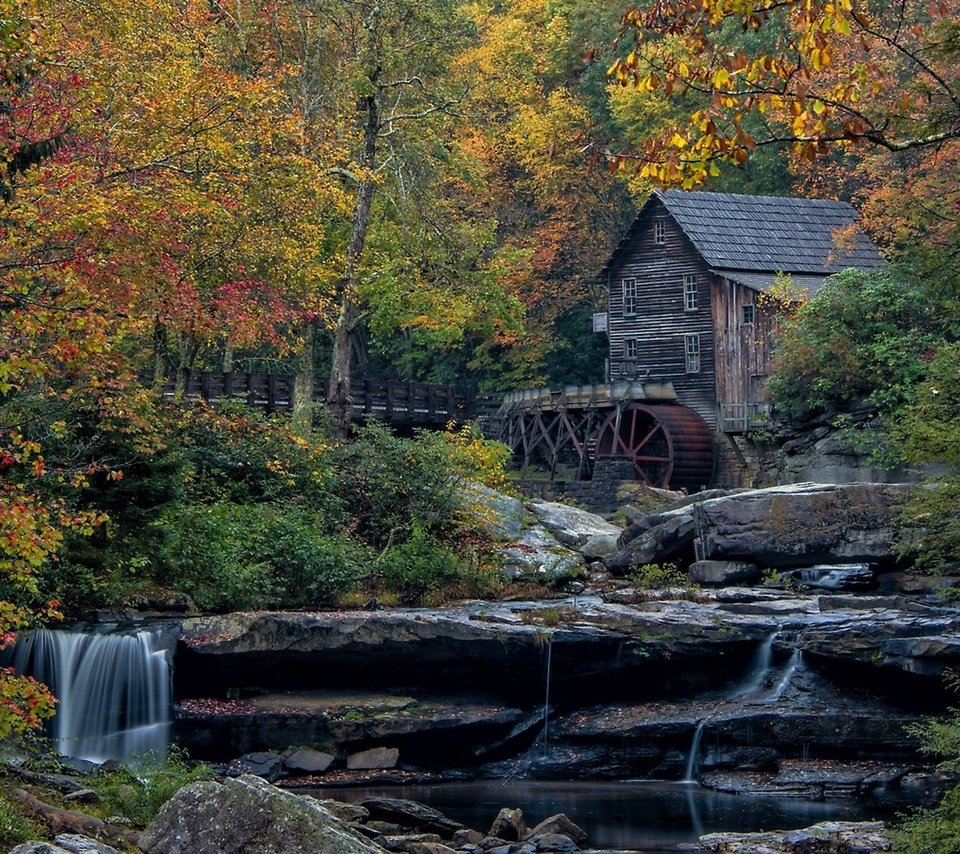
[595,404,675,487]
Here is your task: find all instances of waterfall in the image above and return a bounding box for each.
[733,629,780,697]
[542,639,553,755]
[682,719,707,783]
[6,627,173,765]
[771,649,802,701]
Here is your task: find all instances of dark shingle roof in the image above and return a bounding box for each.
[710,269,833,297]
[602,190,884,279]
[658,190,883,273]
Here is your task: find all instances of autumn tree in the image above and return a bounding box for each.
[609,0,960,187]
[0,0,114,737]
[455,0,633,388]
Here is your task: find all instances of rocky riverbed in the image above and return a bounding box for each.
[173,586,958,807]
[5,775,899,853]
[8,480,959,853]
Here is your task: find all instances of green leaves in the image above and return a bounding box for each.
[767,267,948,422]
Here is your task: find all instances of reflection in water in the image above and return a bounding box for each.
[315,780,885,852]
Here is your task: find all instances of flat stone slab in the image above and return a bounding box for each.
[179,592,960,699]
[694,820,891,853]
[251,692,418,714]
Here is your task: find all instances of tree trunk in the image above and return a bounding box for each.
[222,336,235,373]
[152,316,168,388]
[327,79,380,439]
[11,788,142,849]
[173,334,198,397]
[291,318,318,434]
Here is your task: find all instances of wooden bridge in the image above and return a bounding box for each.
[155,371,716,490]
[154,370,477,427]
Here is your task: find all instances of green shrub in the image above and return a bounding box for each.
[896,477,960,574]
[378,526,466,603]
[893,678,960,853]
[0,795,41,848]
[630,562,689,590]
[334,423,463,548]
[768,267,947,422]
[175,401,343,514]
[157,503,367,611]
[87,748,212,827]
[893,785,960,854]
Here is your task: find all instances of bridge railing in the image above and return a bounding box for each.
[147,370,474,425]
[718,401,771,434]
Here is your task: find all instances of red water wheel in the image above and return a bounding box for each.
[594,403,714,491]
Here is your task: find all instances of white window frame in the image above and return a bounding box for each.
[742,303,755,324]
[684,274,698,312]
[654,219,666,245]
[685,333,701,374]
[622,277,638,316]
[624,338,638,360]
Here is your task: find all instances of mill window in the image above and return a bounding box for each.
[685,333,701,373]
[624,339,638,360]
[654,219,666,245]
[684,274,699,312]
[742,303,755,324]
[622,278,638,316]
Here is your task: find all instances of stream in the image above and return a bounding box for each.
[313,780,890,852]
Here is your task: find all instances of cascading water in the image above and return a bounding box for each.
[733,629,780,697]
[682,719,707,783]
[541,638,553,755]
[771,649,802,700]
[5,627,173,765]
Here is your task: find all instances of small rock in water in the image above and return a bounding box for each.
[284,746,336,774]
[529,833,579,854]
[489,808,527,842]
[53,836,124,854]
[526,815,588,846]
[361,797,463,835]
[452,829,485,847]
[348,747,400,770]
[226,751,283,782]
[63,788,99,804]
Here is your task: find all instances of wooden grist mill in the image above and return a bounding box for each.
[492,381,715,492]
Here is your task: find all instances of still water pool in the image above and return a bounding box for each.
[315,780,888,852]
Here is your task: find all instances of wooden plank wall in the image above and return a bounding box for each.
[607,198,718,427]
[712,276,776,431]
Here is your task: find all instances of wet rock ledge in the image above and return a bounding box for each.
[172,588,959,805]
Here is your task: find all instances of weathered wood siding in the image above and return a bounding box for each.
[712,276,777,418]
[607,198,718,426]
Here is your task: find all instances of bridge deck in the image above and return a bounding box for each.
[497,380,677,415]
[153,370,474,427]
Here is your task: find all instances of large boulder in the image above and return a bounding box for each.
[606,482,911,572]
[606,506,697,571]
[459,483,532,542]
[694,482,910,568]
[527,501,621,559]
[140,775,385,854]
[499,527,584,583]
[694,820,891,853]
